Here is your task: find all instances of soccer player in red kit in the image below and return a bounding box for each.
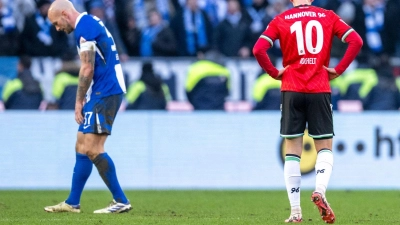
[253,0,362,223]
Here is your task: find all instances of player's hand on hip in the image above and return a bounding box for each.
[275,66,289,80]
[75,102,84,124]
[324,66,340,81]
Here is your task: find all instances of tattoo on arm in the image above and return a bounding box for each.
[76,50,95,102]
[80,48,95,66]
[77,76,92,102]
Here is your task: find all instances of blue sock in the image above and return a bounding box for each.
[93,153,128,204]
[65,153,93,206]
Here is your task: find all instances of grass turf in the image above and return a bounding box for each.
[0,190,399,224]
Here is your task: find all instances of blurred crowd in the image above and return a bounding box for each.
[1,0,399,61]
[1,0,400,111]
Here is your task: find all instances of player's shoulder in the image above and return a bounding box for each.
[75,14,102,37]
[77,14,98,29]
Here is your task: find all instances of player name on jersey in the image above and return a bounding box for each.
[284,11,326,20]
[300,58,316,65]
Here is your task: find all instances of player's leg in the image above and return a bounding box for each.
[84,133,129,203]
[307,93,335,223]
[44,132,91,213]
[307,93,334,195]
[281,92,306,223]
[283,137,303,223]
[312,138,335,224]
[314,138,333,196]
[80,94,131,213]
[65,132,93,205]
[83,133,131,213]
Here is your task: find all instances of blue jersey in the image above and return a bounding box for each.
[74,13,126,101]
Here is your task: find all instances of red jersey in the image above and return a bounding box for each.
[260,5,354,93]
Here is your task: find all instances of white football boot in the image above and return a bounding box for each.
[93,200,132,214]
[44,201,81,213]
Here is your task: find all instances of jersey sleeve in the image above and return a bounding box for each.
[330,11,363,75]
[331,12,354,43]
[253,18,280,78]
[260,18,280,47]
[76,16,101,44]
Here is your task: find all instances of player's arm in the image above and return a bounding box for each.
[327,17,363,79]
[253,19,287,80]
[77,41,95,102]
[253,35,280,79]
[75,40,95,124]
[333,30,363,75]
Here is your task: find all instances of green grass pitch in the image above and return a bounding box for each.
[0,190,399,224]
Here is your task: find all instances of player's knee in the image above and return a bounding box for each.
[86,150,99,160]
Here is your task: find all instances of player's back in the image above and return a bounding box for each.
[74,13,126,101]
[271,5,343,93]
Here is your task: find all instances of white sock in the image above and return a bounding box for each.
[284,154,301,212]
[315,149,334,196]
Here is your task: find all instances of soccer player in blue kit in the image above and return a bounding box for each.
[44,0,131,213]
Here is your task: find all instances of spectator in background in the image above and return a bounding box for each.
[264,0,290,22]
[132,0,151,29]
[185,50,230,110]
[69,0,86,12]
[125,61,171,110]
[213,0,251,58]
[140,9,177,57]
[172,0,227,24]
[12,0,36,32]
[383,0,400,58]
[252,73,281,110]
[324,0,353,12]
[239,0,252,8]
[2,55,43,109]
[0,0,19,55]
[200,0,223,27]
[312,0,328,7]
[350,0,386,66]
[131,0,176,30]
[325,0,357,60]
[170,0,213,56]
[51,60,80,110]
[154,0,174,22]
[113,0,138,56]
[243,0,269,50]
[121,16,141,56]
[88,0,129,61]
[363,55,400,110]
[20,0,69,57]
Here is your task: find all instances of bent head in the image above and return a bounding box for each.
[48,0,77,34]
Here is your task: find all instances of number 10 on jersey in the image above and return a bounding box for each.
[290,20,323,55]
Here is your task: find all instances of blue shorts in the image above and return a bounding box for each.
[78,94,123,135]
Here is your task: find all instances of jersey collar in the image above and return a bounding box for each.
[75,12,87,28]
[295,4,312,8]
